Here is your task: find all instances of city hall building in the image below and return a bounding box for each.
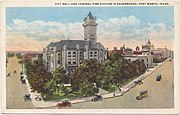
[43,12,107,72]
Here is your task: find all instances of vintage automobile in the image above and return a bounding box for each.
[56,99,71,108]
[20,75,24,81]
[134,78,143,85]
[92,93,102,102]
[23,94,31,102]
[20,71,23,75]
[21,79,26,84]
[156,74,162,81]
[136,90,148,100]
[35,95,42,101]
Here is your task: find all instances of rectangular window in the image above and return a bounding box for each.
[80,60,82,64]
[58,57,61,64]
[147,58,148,62]
[58,60,60,64]
[68,59,71,64]
[73,59,76,64]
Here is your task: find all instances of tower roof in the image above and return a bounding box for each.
[84,11,95,20]
[147,39,151,45]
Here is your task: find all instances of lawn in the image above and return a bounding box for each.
[42,90,84,102]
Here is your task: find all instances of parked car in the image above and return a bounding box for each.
[21,79,26,84]
[134,79,143,85]
[92,93,102,102]
[20,75,24,81]
[136,90,148,100]
[56,99,71,108]
[23,94,31,102]
[35,95,42,101]
[20,71,23,75]
[156,74,162,81]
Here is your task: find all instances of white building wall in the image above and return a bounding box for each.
[124,55,153,68]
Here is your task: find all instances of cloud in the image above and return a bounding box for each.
[7,19,84,41]
[6,15,174,51]
[145,23,174,40]
[6,34,59,51]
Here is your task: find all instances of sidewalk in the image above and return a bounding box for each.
[24,58,171,108]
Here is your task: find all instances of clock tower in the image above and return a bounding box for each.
[83,12,98,42]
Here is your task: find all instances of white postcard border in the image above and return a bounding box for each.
[1,0,180,114]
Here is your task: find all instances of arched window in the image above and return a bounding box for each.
[68,52,71,54]
[73,52,76,54]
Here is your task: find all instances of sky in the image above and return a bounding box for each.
[6,7,174,51]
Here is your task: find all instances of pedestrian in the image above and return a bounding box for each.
[14,70,16,74]
[7,73,11,77]
[119,87,121,91]
[113,93,115,97]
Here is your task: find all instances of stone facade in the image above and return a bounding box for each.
[124,39,153,68]
[43,12,107,72]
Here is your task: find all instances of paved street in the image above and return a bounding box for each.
[6,57,35,109]
[6,56,173,109]
[67,59,174,109]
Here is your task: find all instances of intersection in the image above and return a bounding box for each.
[6,56,174,109]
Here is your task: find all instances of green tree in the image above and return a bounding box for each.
[7,52,14,57]
[18,59,22,64]
[70,59,105,92]
[121,59,134,81]
[27,59,52,93]
[28,65,52,93]
[102,59,123,91]
[79,80,97,96]
[53,66,69,84]
[153,57,161,63]
[24,60,33,76]
[44,67,69,95]
[16,53,22,59]
[139,60,146,74]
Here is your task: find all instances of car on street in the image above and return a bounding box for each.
[20,75,24,81]
[156,74,162,81]
[21,79,26,84]
[136,90,148,100]
[56,98,71,108]
[92,93,102,102]
[134,78,143,85]
[23,94,31,102]
[35,95,42,101]
[20,71,23,75]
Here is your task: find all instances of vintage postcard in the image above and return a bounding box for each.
[0,0,180,114]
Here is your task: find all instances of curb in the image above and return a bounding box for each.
[23,58,171,108]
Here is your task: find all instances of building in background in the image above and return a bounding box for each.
[124,39,153,68]
[22,52,43,63]
[109,39,154,68]
[43,12,107,72]
[152,47,173,60]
